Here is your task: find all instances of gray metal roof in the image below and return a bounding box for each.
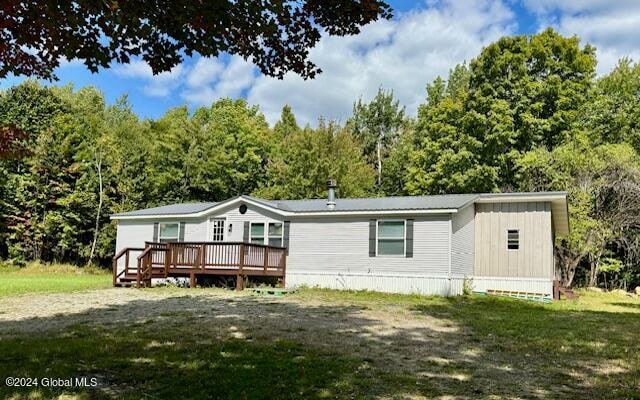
[111,191,568,218]
[111,202,218,217]
[268,194,479,212]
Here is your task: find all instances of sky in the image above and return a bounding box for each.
[2,0,640,127]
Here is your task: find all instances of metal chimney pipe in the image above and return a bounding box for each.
[327,178,337,209]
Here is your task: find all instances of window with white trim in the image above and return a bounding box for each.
[211,218,225,242]
[268,222,283,247]
[507,229,520,250]
[250,223,265,244]
[159,222,180,243]
[377,220,405,256]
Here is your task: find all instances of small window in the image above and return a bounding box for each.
[250,223,265,244]
[507,229,519,250]
[377,220,405,256]
[268,222,283,247]
[159,222,180,243]
[211,218,225,242]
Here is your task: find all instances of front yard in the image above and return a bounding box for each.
[0,279,638,399]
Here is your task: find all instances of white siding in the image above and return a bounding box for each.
[287,215,450,277]
[451,204,474,277]
[115,220,154,252]
[184,219,208,241]
[211,203,284,243]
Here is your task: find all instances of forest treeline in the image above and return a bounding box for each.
[1,29,639,289]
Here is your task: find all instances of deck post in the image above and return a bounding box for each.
[136,258,141,289]
[281,251,287,288]
[263,247,268,274]
[125,251,129,276]
[190,272,196,288]
[237,243,245,291]
[112,257,117,287]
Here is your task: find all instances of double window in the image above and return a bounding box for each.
[377,220,406,256]
[159,222,180,243]
[250,222,283,246]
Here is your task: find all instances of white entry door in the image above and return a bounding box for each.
[210,218,226,242]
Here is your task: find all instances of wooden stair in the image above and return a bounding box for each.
[553,280,579,300]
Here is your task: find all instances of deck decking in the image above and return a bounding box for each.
[112,242,287,289]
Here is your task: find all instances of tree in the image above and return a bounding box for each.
[0,0,391,80]
[273,105,301,140]
[464,28,596,187]
[256,120,375,199]
[405,64,498,195]
[583,58,640,151]
[186,99,272,200]
[347,87,406,190]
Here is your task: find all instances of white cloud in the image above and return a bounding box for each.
[182,56,256,105]
[523,0,640,74]
[113,60,184,97]
[244,0,516,126]
[186,57,224,88]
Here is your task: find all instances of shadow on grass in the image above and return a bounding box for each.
[411,296,640,399]
[0,292,638,399]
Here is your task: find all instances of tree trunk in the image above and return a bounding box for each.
[376,137,382,188]
[88,152,103,266]
[588,254,600,287]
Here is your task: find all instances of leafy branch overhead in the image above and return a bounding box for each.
[0,0,392,80]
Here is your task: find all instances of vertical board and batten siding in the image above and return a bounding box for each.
[450,204,474,277]
[285,215,464,295]
[473,201,554,295]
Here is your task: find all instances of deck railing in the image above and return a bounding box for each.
[114,241,287,288]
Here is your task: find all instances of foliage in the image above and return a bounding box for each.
[256,120,375,199]
[0,0,391,80]
[347,87,407,190]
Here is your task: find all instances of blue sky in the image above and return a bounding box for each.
[2,0,639,126]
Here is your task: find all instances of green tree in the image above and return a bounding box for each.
[583,58,640,150]
[347,87,406,190]
[256,120,375,199]
[273,105,300,140]
[186,99,271,200]
[464,28,596,186]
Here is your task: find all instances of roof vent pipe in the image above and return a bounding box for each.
[327,178,337,209]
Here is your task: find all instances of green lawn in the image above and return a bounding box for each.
[0,263,111,297]
[0,283,638,399]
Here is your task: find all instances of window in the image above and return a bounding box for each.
[159,222,180,243]
[268,222,283,247]
[211,218,225,242]
[250,223,265,244]
[507,229,519,250]
[377,220,405,256]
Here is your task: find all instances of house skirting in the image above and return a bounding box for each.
[471,276,553,296]
[285,271,468,296]
[286,272,554,297]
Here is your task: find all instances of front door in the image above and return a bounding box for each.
[210,218,226,242]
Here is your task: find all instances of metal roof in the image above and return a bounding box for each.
[111,202,218,217]
[269,194,479,212]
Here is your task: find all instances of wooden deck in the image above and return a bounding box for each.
[112,242,287,289]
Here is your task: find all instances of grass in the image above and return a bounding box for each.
[0,262,111,297]
[0,284,638,399]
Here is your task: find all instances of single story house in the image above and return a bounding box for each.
[110,183,568,297]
